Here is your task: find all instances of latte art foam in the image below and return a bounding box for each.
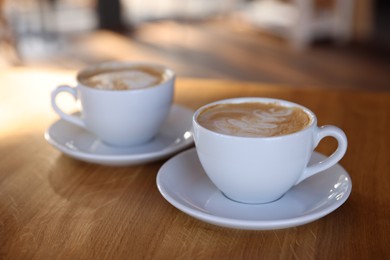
[197,102,311,137]
[81,67,165,90]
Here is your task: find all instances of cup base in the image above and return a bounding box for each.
[222,192,286,205]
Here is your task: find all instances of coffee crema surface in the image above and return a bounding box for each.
[197,102,311,137]
[80,67,166,90]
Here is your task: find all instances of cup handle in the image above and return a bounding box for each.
[295,125,347,184]
[51,85,86,128]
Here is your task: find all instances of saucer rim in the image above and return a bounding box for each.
[45,104,194,164]
[156,148,352,230]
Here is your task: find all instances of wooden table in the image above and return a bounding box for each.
[1,67,389,259]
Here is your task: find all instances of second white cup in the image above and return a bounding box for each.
[51,61,175,147]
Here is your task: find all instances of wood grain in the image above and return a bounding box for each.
[0,68,389,259]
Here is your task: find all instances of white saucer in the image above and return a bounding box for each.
[157,148,352,230]
[45,104,194,166]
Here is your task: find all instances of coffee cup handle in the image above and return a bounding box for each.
[51,85,86,128]
[296,125,348,184]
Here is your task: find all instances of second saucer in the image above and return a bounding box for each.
[45,104,194,166]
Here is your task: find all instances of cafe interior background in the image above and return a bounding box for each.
[0,0,389,91]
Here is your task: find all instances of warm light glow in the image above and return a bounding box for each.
[0,68,77,137]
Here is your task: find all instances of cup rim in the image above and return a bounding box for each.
[76,61,175,92]
[193,97,317,139]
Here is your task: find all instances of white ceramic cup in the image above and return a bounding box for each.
[192,97,348,204]
[51,62,175,147]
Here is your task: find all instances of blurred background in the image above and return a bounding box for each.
[1,0,389,90]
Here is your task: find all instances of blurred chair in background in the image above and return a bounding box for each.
[241,0,355,49]
[291,0,355,48]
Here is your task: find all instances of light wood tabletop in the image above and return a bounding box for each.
[0,67,389,259]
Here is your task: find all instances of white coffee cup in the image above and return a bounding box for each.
[51,61,175,147]
[192,97,347,204]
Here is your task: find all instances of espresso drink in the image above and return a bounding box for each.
[197,102,311,137]
[80,66,166,90]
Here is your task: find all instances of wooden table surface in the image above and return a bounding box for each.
[0,67,389,259]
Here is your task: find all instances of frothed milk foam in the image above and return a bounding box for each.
[80,67,166,90]
[197,102,311,137]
